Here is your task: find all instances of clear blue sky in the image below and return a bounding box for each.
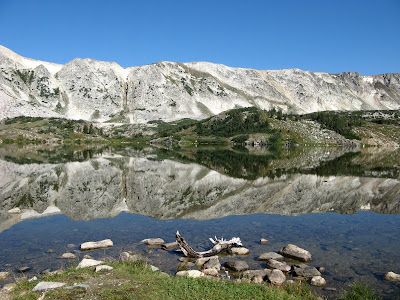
[0,0,399,75]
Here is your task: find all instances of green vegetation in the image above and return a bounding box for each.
[12,260,318,300]
[340,282,381,300]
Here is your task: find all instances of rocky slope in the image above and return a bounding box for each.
[1,45,399,123]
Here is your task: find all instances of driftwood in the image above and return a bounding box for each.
[176,231,243,258]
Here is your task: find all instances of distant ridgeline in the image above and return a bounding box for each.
[1,45,400,124]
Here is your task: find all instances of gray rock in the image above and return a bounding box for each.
[32,282,66,292]
[0,271,9,280]
[18,266,30,273]
[80,239,113,251]
[176,270,204,278]
[64,284,90,290]
[293,266,321,278]
[311,276,326,287]
[76,258,103,269]
[258,252,284,261]
[195,256,218,268]
[279,244,312,262]
[267,269,286,285]
[141,238,165,246]
[162,242,179,250]
[203,269,219,276]
[243,269,271,279]
[224,260,249,272]
[60,252,76,259]
[230,247,250,255]
[95,265,113,272]
[265,259,291,272]
[251,275,264,284]
[385,271,400,281]
[260,238,269,244]
[204,257,221,270]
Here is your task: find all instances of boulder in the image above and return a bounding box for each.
[60,253,76,259]
[251,275,264,284]
[195,256,218,268]
[311,276,326,287]
[7,207,21,214]
[293,265,321,278]
[267,269,286,285]
[260,238,269,244]
[279,244,312,262]
[203,268,219,276]
[162,242,179,250]
[80,239,113,251]
[224,260,249,272]
[76,258,103,269]
[0,271,9,280]
[258,252,284,261]
[204,257,221,270]
[265,259,291,272]
[140,238,165,246]
[243,269,271,279]
[95,265,113,272]
[385,271,400,281]
[32,282,66,292]
[231,247,250,255]
[176,270,204,278]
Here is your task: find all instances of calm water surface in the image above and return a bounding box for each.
[0,145,399,299]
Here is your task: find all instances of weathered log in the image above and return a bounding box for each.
[176,231,243,258]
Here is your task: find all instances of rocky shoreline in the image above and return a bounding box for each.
[1,236,399,298]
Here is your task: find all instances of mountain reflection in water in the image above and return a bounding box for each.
[1,145,400,299]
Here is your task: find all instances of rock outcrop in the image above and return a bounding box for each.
[1,45,399,123]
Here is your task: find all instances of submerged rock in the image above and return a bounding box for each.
[80,239,113,251]
[162,242,179,250]
[18,266,31,273]
[60,253,76,259]
[258,252,284,261]
[0,271,9,280]
[32,282,66,292]
[385,271,400,281]
[279,244,312,262]
[224,260,249,272]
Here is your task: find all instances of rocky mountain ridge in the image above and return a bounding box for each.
[1,45,399,123]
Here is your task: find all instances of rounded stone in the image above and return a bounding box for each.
[311,276,326,287]
[385,271,400,281]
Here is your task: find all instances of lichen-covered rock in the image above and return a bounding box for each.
[279,244,312,262]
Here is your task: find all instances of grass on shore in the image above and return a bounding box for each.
[12,260,318,300]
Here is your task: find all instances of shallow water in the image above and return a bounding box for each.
[0,146,399,299]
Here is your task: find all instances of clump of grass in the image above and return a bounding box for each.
[340,282,381,300]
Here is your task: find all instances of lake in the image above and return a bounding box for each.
[0,144,399,299]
